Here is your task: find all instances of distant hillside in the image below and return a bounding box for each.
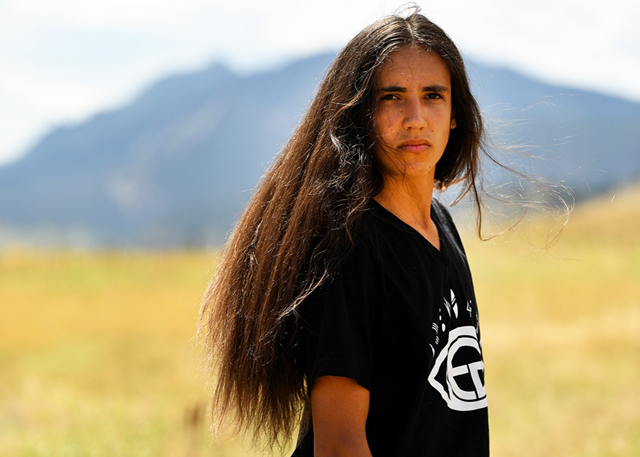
[560,181,640,248]
[468,62,640,195]
[0,53,638,248]
[0,54,334,247]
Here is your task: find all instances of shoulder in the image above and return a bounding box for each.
[339,207,385,274]
[432,197,464,246]
[432,197,455,228]
[342,200,411,267]
[309,202,391,295]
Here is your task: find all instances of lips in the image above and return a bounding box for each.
[397,139,431,152]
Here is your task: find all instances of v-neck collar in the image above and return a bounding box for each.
[370,198,448,259]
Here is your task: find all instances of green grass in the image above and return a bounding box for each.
[1,184,639,456]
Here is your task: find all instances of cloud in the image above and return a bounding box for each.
[0,0,639,165]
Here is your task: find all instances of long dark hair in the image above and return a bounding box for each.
[199,10,485,449]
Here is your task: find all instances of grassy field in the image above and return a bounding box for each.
[464,184,640,457]
[1,184,639,456]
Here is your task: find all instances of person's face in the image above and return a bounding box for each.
[372,45,456,184]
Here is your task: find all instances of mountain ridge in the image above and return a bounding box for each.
[0,53,638,248]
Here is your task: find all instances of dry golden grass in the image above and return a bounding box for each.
[465,183,640,457]
[0,251,246,457]
[0,183,638,456]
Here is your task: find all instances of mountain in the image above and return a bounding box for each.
[467,62,640,195]
[0,54,333,247]
[0,53,638,248]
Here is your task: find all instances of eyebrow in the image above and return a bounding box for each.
[378,84,450,93]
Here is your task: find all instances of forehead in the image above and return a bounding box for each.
[376,45,451,87]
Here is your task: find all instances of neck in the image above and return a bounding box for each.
[374,174,440,250]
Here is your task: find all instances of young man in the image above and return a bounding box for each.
[201,10,489,456]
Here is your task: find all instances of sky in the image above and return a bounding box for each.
[1,0,639,166]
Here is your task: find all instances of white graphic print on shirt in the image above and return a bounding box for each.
[428,290,487,412]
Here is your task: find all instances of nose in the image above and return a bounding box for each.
[402,97,427,130]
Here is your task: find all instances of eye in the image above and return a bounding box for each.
[380,93,400,101]
[425,93,443,100]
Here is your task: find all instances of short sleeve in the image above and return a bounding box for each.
[297,238,379,391]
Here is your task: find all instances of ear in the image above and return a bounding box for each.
[450,117,457,129]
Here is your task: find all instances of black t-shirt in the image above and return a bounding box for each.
[292,199,489,457]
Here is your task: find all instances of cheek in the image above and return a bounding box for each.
[376,110,401,134]
[432,112,453,134]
